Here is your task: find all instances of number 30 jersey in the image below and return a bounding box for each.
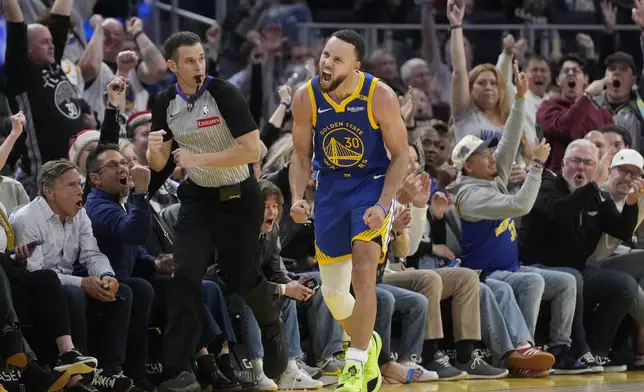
[308,71,390,178]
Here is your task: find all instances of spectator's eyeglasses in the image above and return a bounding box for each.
[560,67,582,76]
[616,166,642,180]
[565,157,596,167]
[93,159,129,173]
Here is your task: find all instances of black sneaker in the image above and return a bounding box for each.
[19,362,70,392]
[260,319,287,379]
[422,351,467,381]
[594,354,627,372]
[66,379,100,392]
[157,371,201,392]
[196,354,240,392]
[54,349,97,375]
[548,345,592,375]
[454,351,509,379]
[132,378,157,392]
[90,370,133,392]
[0,324,27,368]
[577,352,604,373]
[217,354,256,392]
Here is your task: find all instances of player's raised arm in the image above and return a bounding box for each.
[373,81,410,207]
[289,83,314,204]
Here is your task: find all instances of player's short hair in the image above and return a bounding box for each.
[331,30,366,62]
[164,31,202,60]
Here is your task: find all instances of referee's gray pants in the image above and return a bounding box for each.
[163,177,282,374]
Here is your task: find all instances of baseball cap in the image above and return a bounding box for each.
[451,135,499,171]
[605,51,636,74]
[611,148,644,174]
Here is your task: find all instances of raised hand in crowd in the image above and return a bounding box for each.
[509,164,527,184]
[130,164,151,192]
[399,87,418,128]
[106,76,126,108]
[82,276,116,302]
[430,191,450,219]
[576,33,596,60]
[397,172,423,205]
[514,60,529,99]
[633,0,644,28]
[263,24,287,56]
[446,0,464,25]
[392,204,412,233]
[9,111,25,137]
[601,0,617,33]
[532,138,552,164]
[126,16,144,36]
[585,77,608,97]
[89,14,104,30]
[436,164,457,190]
[206,21,222,61]
[627,178,644,205]
[413,172,432,208]
[117,50,139,76]
[279,85,293,106]
[597,146,618,184]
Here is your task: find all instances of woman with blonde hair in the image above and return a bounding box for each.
[262,134,294,176]
[448,0,531,175]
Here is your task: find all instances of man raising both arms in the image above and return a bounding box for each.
[290,30,409,392]
[146,32,287,392]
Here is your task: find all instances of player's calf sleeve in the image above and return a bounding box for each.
[319,259,355,320]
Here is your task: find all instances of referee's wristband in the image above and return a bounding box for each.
[375,202,389,216]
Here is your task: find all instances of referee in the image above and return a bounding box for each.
[147,32,287,392]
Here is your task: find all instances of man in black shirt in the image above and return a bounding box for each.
[1,0,85,198]
[147,32,287,392]
[519,138,641,370]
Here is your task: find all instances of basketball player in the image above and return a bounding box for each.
[290,30,409,392]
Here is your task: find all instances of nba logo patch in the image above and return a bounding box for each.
[203,104,209,116]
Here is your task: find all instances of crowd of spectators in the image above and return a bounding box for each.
[1,0,644,391]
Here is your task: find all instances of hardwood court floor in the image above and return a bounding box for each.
[312,371,644,392]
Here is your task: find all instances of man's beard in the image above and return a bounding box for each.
[319,73,347,93]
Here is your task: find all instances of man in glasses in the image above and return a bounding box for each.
[10,159,134,392]
[587,148,644,369]
[520,139,643,373]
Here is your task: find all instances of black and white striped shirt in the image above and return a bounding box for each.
[152,76,257,187]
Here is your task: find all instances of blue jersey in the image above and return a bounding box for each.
[308,71,390,178]
[306,72,393,265]
[457,184,520,274]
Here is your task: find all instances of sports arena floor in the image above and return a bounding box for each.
[314,372,644,392]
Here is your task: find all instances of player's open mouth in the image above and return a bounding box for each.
[321,71,332,82]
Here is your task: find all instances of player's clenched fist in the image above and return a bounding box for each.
[363,205,385,230]
[147,130,166,154]
[290,199,311,224]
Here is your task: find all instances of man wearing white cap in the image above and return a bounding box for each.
[519,139,644,372]
[587,148,644,367]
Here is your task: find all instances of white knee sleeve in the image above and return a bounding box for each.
[319,259,355,320]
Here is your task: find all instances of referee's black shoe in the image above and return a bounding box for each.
[261,319,287,379]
